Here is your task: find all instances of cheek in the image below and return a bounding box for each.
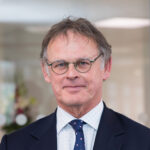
[50,76,62,93]
[87,70,103,91]
[88,78,102,92]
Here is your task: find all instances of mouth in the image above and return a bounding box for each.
[63,85,86,92]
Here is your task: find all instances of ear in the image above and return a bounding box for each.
[103,57,112,81]
[41,62,51,83]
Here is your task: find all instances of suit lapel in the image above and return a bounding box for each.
[29,111,57,150]
[93,105,125,150]
[26,104,126,150]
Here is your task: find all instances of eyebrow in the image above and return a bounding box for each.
[48,54,99,63]
[50,57,91,63]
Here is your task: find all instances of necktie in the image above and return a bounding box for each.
[69,119,86,150]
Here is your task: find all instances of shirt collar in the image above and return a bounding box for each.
[80,100,103,130]
[57,106,75,134]
[57,100,104,134]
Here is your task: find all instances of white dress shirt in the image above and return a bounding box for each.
[56,100,104,150]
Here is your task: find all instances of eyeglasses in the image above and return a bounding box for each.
[45,53,103,75]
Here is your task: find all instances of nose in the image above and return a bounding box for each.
[66,63,79,80]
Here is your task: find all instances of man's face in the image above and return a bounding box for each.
[42,31,111,114]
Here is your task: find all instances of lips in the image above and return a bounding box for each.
[63,85,86,92]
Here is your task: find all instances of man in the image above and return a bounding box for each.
[0,17,150,150]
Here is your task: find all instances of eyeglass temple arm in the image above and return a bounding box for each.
[45,58,52,66]
[90,53,103,63]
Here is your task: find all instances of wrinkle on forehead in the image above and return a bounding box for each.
[46,30,100,62]
[48,30,97,49]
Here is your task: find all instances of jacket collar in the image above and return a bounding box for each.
[28,104,126,150]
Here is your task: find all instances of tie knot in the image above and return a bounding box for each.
[69,119,86,131]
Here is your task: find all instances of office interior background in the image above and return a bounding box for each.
[0,0,150,140]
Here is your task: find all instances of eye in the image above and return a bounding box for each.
[77,59,90,67]
[52,61,67,68]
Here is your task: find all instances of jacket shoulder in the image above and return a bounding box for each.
[109,108,150,136]
[0,112,56,150]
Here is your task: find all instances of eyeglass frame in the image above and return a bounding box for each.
[44,53,103,75]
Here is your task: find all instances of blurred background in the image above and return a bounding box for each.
[0,0,150,140]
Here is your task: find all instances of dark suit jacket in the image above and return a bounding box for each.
[0,105,150,150]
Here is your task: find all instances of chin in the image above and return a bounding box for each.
[61,96,89,107]
[56,90,91,107]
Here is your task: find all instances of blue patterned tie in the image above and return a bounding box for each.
[69,119,86,150]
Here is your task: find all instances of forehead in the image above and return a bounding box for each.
[47,31,99,60]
